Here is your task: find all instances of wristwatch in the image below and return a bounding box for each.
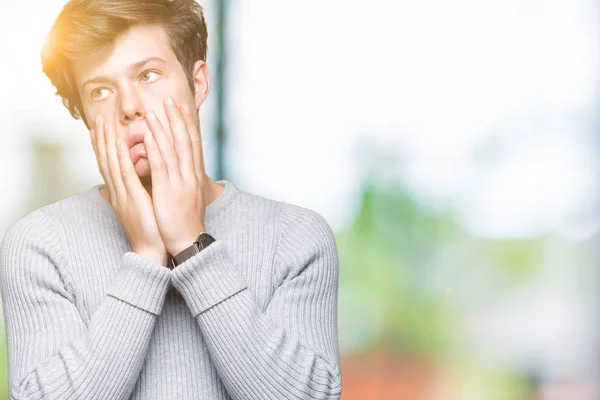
[168,232,216,269]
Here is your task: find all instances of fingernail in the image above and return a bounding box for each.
[145,130,153,140]
[104,121,109,131]
[181,103,189,113]
[166,97,175,107]
[116,138,122,146]
[147,110,156,120]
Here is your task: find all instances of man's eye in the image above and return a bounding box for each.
[91,88,110,101]
[140,71,161,83]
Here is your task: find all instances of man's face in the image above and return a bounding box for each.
[73,24,207,184]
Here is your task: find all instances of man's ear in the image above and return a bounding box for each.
[192,60,210,109]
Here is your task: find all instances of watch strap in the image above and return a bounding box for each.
[169,232,216,269]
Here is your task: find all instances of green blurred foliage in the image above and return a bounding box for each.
[0,326,7,399]
[336,174,545,362]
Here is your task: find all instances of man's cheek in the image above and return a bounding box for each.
[84,102,111,123]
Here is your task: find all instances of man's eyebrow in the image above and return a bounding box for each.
[127,56,166,74]
[81,57,166,90]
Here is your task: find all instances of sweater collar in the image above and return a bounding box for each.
[86,179,239,224]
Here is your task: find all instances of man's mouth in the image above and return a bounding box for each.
[128,133,147,165]
[127,132,146,149]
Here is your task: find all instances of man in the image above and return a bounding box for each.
[0,0,342,399]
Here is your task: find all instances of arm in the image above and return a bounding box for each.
[170,206,342,400]
[0,210,171,400]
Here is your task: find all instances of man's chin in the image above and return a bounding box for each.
[134,157,152,185]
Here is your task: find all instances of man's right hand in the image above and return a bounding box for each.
[90,115,169,267]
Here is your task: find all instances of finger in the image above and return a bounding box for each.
[95,116,116,205]
[89,128,98,159]
[90,128,104,190]
[180,102,206,179]
[146,110,178,179]
[116,133,144,196]
[89,128,103,186]
[164,97,194,179]
[143,129,169,185]
[105,120,126,202]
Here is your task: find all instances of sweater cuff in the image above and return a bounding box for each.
[170,240,248,317]
[106,252,172,315]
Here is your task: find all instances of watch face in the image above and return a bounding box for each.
[197,232,216,249]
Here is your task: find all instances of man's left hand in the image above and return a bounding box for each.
[143,96,207,256]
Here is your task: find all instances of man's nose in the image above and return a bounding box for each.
[119,86,145,123]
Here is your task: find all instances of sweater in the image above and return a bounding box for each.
[0,179,342,399]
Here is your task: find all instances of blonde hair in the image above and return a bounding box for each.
[41,0,208,127]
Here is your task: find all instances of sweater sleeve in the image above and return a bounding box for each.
[0,210,172,400]
[170,206,342,400]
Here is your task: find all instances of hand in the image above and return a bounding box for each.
[90,115,169,267]
[143,97,207,256]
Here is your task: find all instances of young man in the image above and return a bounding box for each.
[0,0,342,399]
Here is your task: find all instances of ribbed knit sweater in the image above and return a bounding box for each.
[0,179,342,400]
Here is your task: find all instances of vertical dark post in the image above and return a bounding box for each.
[214,0,227,180]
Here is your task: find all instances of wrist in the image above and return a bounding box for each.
[169,232,216,269]
[134,248,169,267]
[169,228,206,256]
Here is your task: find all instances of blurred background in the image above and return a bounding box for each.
[1,0,599,398]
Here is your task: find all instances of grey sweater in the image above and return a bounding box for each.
[0,179,341,400]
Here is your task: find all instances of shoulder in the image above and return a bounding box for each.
[272,200,338,280]
[6,186,104,240]
[1,208,56,253]
[234,184,333,232]
[277,201,335,246]
[0,204,76,302]
[237,188,335,242]
[236,181,334,235]
[233,185,337,270]
[0,208,61,286]
[0,189,91,270]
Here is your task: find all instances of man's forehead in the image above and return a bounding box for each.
[73,24,175,85]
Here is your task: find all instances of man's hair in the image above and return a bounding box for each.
[41,0,208,127]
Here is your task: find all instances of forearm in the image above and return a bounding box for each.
[195,289,342,400]
[7,252,171,400]
[171,241,341,400]
[12,298,155,399]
